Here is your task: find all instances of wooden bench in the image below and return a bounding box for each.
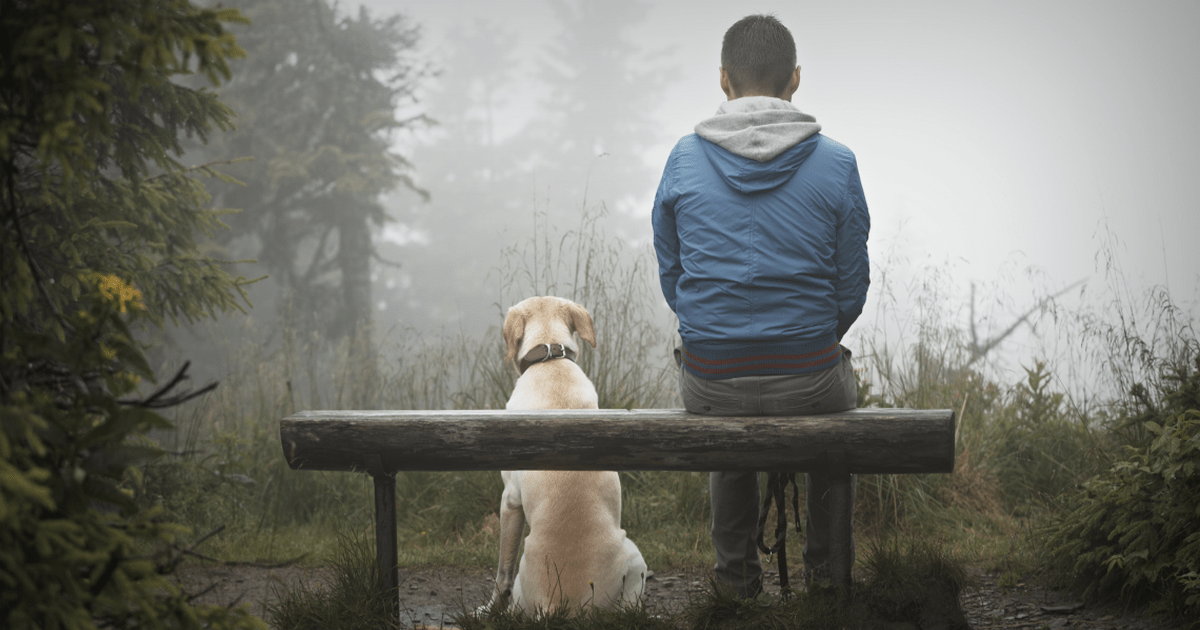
[279,408,955,614]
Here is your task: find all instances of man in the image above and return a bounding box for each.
[651,14,870,597]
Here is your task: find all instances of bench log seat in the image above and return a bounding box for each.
[280,407,955,615]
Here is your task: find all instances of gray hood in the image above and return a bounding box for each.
[694,96,822,163]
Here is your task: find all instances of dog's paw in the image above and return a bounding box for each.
[478,589,511,616]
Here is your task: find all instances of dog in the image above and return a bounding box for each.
[487,296,647,614]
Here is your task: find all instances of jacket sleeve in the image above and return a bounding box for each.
[652,155,682,313]
[834,158,870,340]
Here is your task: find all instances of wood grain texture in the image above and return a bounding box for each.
[279,408,955,474]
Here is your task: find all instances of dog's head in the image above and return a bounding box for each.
[502,296,597,367]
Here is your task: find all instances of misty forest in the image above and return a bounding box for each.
[2,2,1198,630]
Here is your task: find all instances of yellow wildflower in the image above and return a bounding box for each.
[87,273,145,313]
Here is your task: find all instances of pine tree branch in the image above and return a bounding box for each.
[116,360,218,408]
[6,165,75,336]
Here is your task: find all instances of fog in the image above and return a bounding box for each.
[182,0,1200,396]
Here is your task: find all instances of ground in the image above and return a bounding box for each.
[175,562,1186,630]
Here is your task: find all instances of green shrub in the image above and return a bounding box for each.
[1042,352,1200,623]
[1,308,264,630]
[985,362,1100,513]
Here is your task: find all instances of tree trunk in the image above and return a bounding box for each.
[338,207,379,408]
[338,209,372,339]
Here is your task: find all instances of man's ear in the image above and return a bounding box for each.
[719,67,734,100]
[781,65,800,101]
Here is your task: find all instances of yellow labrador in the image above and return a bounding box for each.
[488,296,646,614]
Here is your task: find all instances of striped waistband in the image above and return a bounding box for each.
[681,342,841,379]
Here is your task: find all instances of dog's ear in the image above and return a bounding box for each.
[567,302,597,348]
[502,305,526,365]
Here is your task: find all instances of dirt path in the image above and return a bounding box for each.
[174,563,1185,629]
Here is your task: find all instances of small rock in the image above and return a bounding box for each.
[1049,619,1069,629]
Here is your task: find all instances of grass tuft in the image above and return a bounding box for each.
[263,528,401,630]
[860,535,971,629]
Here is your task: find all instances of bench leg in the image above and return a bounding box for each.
[827,451,853,593]
[373,471,399,617]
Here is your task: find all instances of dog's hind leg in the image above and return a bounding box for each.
[619,538,648,605]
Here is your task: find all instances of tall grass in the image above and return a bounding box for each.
[491,205,679,409]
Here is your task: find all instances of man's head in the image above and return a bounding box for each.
[720,14,800,101]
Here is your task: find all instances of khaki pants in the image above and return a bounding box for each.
[677,347,858,596]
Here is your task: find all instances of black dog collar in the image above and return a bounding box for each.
[518,343,577,374]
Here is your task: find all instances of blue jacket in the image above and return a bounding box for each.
[652,98,870,379]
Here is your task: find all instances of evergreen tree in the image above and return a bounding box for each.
[1,1,259,627]
[377,4,670,333]
[374,18,528,333]
[523,0,666,240]
[199,0,429,341]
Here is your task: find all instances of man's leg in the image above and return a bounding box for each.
[679,364,763,597]
[709,470,763,597]
[755,348,858,584]
[793,352,858,584]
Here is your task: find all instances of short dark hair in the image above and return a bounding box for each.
[721,14,797,97]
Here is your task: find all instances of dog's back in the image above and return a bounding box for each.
[513,469,637,611]
[506,359,598,411]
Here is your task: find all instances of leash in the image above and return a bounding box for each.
[517,343,576,374]
[756,471,802,598]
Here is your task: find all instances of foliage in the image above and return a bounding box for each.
[0,312,261,630]
[1041,350,1200,624]
[0,0,255,334]
[984,361,1099,512]
[1,1,260,627]
[195,0,430,340]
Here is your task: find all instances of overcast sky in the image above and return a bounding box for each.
[354,0,1198,379]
